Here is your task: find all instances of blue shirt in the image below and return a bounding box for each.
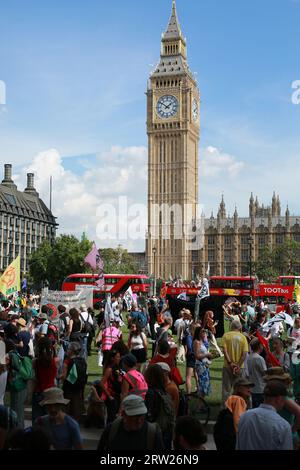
[37,414,82,450]
[236,404,293,450]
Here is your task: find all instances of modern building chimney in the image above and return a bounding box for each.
[24,173,37,193]
[1,164,16,187]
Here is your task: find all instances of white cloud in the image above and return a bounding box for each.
[17,146,148,251]
[201,146,244,178]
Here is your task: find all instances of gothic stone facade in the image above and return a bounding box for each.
[146,1,200,280]
[0,164,57,274]
[194,193,300,277]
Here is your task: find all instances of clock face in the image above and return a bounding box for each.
[192,99,198,121]
[156,95,179,119]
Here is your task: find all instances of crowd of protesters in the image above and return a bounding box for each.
[0,290,300,451]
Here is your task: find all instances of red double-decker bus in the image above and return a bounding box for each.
[257,276,299,312]
[62,273,151,308]
[162,276,257,300]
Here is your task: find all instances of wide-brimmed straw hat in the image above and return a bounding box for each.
[39,387,70,406]
[263,367,291,382]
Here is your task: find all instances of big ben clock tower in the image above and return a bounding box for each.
[147,0,200,280]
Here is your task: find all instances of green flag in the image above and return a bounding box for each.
[66,363,78,384]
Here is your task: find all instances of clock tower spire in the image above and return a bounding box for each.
[146,1,200,281]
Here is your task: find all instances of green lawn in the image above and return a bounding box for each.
[87,321,227,417]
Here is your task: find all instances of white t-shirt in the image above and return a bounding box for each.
[130,332,147,350]
[288,326,300,352]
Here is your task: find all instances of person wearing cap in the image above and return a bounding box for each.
[35,387,83,450]
[221,320,249,405]
[236,381,293,450]
[156,362,179,415]
[97,394,164,451]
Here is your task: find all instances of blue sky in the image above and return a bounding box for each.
[0,0,300,249]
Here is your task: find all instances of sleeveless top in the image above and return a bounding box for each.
[34,358,57,392]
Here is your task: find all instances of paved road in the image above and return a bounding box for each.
[26,419,216,450]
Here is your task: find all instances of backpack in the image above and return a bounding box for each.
[64,357,87,391]
[8,352,33,392]
[107,417,158,450]
[136,312,148,329]
[46,322,59,344]
[155,390,176,434]
[213,408,236,451]
[80,313,94,335]
[177,389,188,417]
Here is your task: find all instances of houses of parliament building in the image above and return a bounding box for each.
[142,1,300,279]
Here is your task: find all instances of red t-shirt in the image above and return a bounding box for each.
[150,354,175,369]
[34,358,57,392]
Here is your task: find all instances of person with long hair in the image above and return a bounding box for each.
[127,322,148,371]
[100,349,122,424]
[202,310,223,357]
[32,337,58,422]
[193,327,212,398]
[183,321,200,394]
[144,363,175,450]
[67,308,83,344]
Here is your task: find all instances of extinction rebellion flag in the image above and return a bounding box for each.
[0,256,20,297]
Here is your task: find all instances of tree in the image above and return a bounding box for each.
[254,240,300,282]
[254,247,278,282]
[29,235,92,289]
[273,240,300,275]
[100,246,137,274]
[29,240,53,289]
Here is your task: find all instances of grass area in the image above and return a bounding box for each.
[87,320,228,416]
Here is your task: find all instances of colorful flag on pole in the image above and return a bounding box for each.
[104,294,114,327]
[124,286,134,310]
[84,242,102,271]
[206,262,210,278]
[197,278,210,300]
[0,256,20,297]
[261,312,294,331]
[294,282,300,304]
[256,330,281,367]
[84,242,105,289]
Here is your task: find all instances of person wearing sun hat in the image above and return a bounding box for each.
[263,366,300,441]
[214,377,254,450]
[97,394,164,451]
[35,387,83,450]
[17,317,31,357]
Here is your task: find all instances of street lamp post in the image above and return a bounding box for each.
[248,235,253,295]
[152,247,157,296]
